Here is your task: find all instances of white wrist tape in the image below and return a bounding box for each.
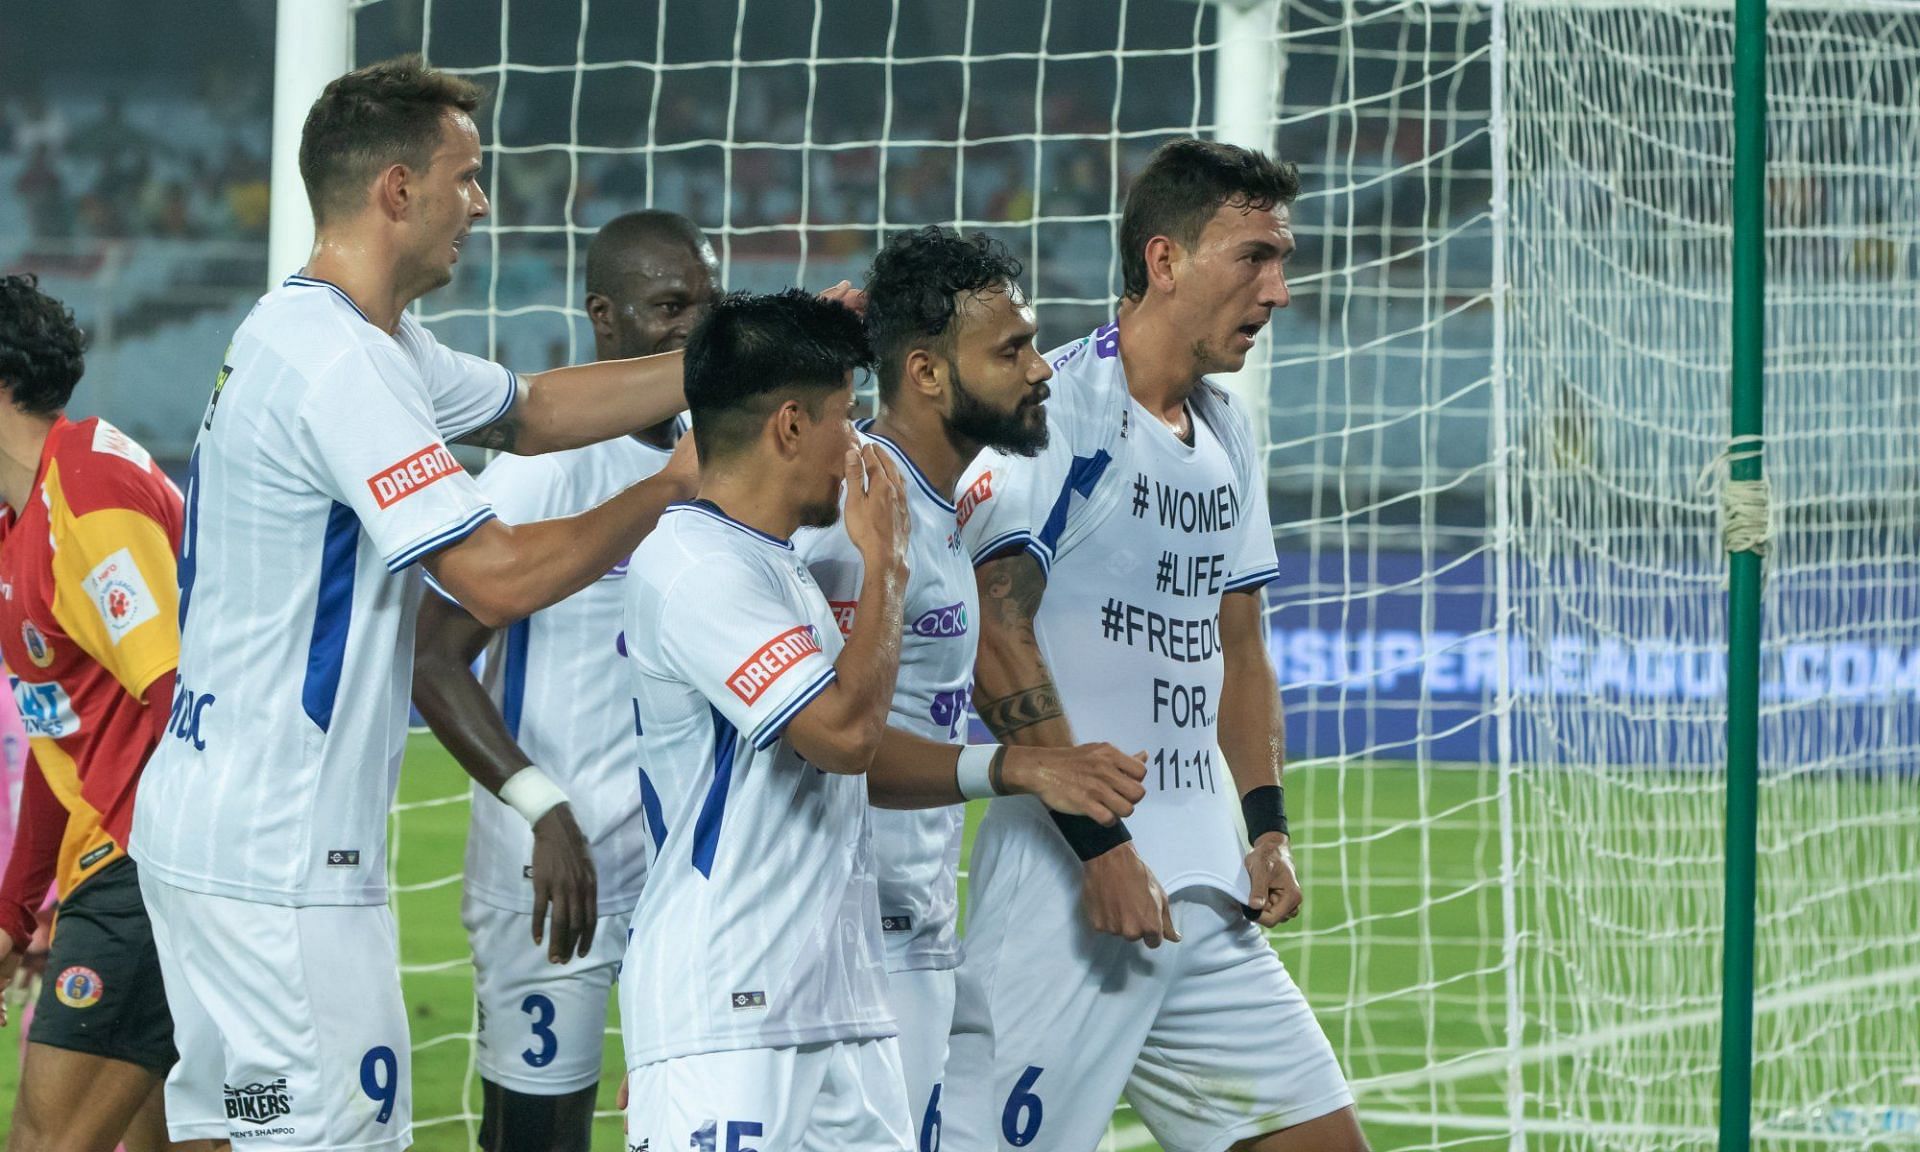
[956,744,1002,801]
[500,766,569,826]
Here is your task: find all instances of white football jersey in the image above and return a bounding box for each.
[957,323,1279,900]
[621,502,894,1066]
[458,435,674,915]
[794,429,975,973]
[131,275,516,906]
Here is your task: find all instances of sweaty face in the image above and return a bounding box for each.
[795,381,858,530]
[411,111,489,294]
[597,241,721,359]
[939,284,1052,457]
[1169,201,1293,376]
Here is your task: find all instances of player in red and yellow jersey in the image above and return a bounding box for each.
[0,275,212,1152]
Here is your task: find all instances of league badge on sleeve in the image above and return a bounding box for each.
[83,548,160,645]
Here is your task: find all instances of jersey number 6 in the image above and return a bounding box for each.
[1001,1065,1044,1147]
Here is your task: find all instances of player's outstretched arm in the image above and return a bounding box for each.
[461,282,865,457]
[972,548,1178,946]
[425,438,696,628]
[469,352,686,456]
[411,595,598,962]
[866,726,1147,825]
[1218,588,1301,928]
[785,446,911,775]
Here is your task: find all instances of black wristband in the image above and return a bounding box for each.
[1241,784,1288,843]
[1049,810,1132,862]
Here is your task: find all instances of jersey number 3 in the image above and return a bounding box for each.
[520,993,558,1067]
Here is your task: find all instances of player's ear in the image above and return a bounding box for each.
[585,293,615,342]
[1144,235,1180,296]
[376,163,412,222]
[771,398,806,457]
[904,347,943,402]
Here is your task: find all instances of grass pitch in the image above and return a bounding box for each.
[3,737,1908,1150]
[0,734,1506,1150]
[38,735,1906,1151]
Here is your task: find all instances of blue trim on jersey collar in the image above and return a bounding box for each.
[861,427,957,514]
[667,501,794,550]
[284,273,371,323]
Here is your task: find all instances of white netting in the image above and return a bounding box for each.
[1503,2,1920,1147]
[339,1,1920,1149]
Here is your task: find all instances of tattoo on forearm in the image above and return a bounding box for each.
[980,552,1047,650]
[977,683,1063,738]
[457,377,528,452]
[982,554,1045,618]
[459,410,521,452]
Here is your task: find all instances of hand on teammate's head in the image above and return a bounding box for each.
[815,279,868,317]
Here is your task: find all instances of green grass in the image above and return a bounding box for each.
[378,736,1521,1152]
[5,738,1913,1151]
[0,739,1580,1150]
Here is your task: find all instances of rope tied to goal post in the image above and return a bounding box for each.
[1697,434,1771,566]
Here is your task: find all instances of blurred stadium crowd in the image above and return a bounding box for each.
[2,0,1497,520]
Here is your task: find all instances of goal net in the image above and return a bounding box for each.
[1502,2,1920,1147]
[337,0,1920,1148]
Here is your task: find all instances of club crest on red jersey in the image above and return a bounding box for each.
[20,620,53,668]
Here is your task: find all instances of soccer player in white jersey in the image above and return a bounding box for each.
[412,210,718,1152]
[793,227,1150,1152]
[620,289,917,1150]
[124,58,855,1150]
[942,139,1368,1152]
[621,289,1145,1150]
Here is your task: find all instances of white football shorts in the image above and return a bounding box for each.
[625,1037,915,1152]
[888,964,957,1152]
[939,816,1354,1152]
[139,871,412,1151]
[464,891,632,1096]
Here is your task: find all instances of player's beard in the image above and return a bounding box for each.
[797,493,841,530]
[947,366,1049,457]
[798,467,843,529]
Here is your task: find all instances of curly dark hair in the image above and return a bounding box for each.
[300,54,487,226]
[864,226,1025,402]
[0,275,86,416]
[1119,137,1300,300]
[684,289,872,464]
